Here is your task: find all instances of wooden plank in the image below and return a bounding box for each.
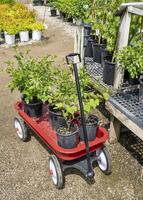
[105,101,143,141]
[80,26,85,66]
[114,8,131,89]
[128,6,143,16]
[116,3,143,16]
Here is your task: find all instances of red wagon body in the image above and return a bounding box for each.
[15,102,109,161]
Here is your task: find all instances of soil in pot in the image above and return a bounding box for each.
[92,43,106,64]
[56,125,79,149]
[23,98,43,118]
[103,55,116,86]
[48,105,67,129]
[79,115,98,141]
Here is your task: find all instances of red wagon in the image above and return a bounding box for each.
[14,101,111,189]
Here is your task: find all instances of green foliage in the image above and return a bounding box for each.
[48,67,109,119]
[0,0,15,4]
[116,40,143,78]
[0,3,42,33]
[7,50,56,103]
[7,50,109,119]
[51,0,92,20]
[86,0,143,54]
[29,22,45,31]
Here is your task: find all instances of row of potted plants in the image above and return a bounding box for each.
[7,50,109,148]
[0,3,45,45]
[84,0,143,86]
[48,0,91,22]
[49,0,143,87]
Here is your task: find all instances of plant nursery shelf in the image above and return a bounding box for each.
[85,57,143,143]
[85,57,114,92]
[105,88,143,143]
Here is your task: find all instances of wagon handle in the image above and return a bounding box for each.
[66,53,94,179]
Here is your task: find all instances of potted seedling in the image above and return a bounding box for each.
[6,50,55,117]
[30,22,44,41]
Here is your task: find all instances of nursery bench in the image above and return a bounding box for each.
[85,58,143,143]
[105,93,143,143]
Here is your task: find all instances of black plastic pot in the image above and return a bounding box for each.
[85,38,94,58]
[56,126,79,149]
[92,43,106,64]
[48,106,67,129]
[103,56,116,86]
[139,76,143,102]
[79,115,98,141]
[59,11,66,19]
[23,101,43,118]
[50,9,57,17]
[83,24,92,36]
[128,76,139,85]
[101,49,111,67]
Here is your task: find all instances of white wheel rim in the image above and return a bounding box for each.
[14,120,23,139]
[49,159,58,185]
[96,149,107,171]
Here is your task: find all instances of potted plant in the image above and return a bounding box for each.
[3,19,19,45]
[6,50,55,117]
[30,22,44,41]
[56,124,79,149]
[48,0,57,16]
[47,67,108,142]
[116,40,143,85]
[17,20,30,42]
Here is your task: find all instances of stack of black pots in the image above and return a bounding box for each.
[84,24,115,86]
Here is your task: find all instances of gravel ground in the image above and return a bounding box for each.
[0,5,143,200]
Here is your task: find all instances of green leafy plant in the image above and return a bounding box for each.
[52,0,91,20]
[48,67,109,120]
[7,50,56,103]
[3,18,19,35]
[0,0,15,4]
[116,40,143,78]
[29,22,45,31]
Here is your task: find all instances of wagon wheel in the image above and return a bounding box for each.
[49,155,64,189]
[96,146,112,175]
[14,117,29,142]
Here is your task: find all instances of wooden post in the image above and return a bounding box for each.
[114,8,131,89]
[74,22,84,67]
[109,116,121,144]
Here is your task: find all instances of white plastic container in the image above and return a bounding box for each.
[4,32,15,45]
[19,31,29,42]
[32,30,42,41]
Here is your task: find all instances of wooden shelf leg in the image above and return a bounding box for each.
[109,116,121,144]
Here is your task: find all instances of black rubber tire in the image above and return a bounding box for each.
[49,155,64,189]
[14,117,29,142]
[97,146,112,175]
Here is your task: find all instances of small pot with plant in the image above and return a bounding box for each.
[79,115,98,141]
[30,22,44,41]
[7,50,55,118]
[3,19,19,45]
[17,21,30,42]
[56,124,79,149]
[116,40,143,86]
